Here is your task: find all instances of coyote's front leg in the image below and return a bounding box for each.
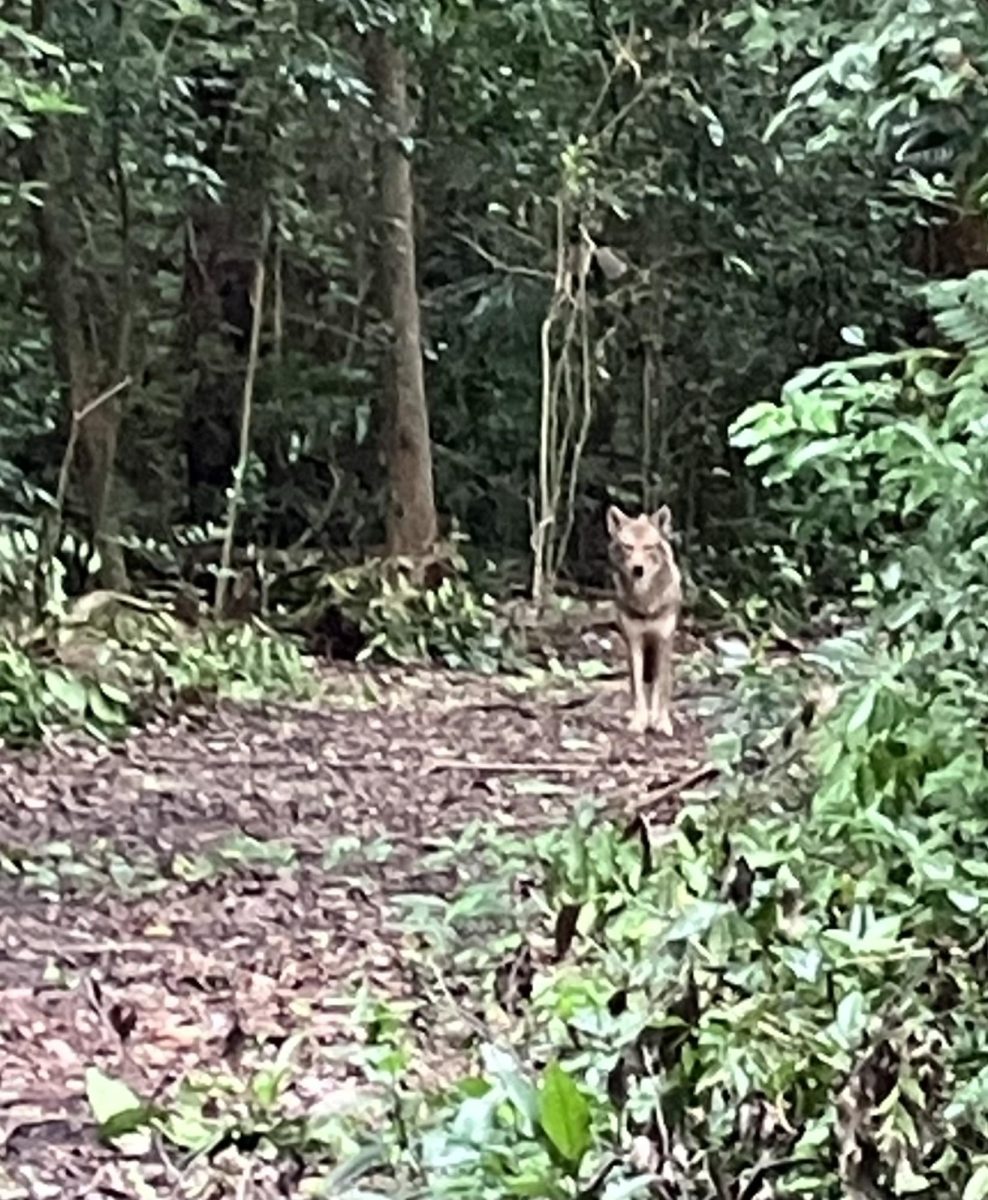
[650,633,674,736]
[626,630,649,733]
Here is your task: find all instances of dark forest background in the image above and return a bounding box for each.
[6,0,981,619]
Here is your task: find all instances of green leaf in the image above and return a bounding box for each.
[785,437,845,471]
[963,1164,988,1200]
[664,900,731,943]
[88,685,127,725]
[895,1159,929,1193]
[450,1092,498,1144]
[913,368,946,396]
[897,421,937,454]
[846,686,876,734]
[538,1061,591,1169]
[20,91,87,116]
[480,1044,537,1131]
[43,668,89,714]
[728,400,779,433]
[948,890,981,915]
[834,990,867,1046]
[85,1067,144,1128]
[779,945,823,983]
[6,24,65,57]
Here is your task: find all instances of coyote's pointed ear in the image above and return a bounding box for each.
[606,505,628,537]
[651,505,672,537]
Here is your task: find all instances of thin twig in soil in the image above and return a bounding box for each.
[422,757,598,775]
[123,750,605,775]
[631,763,718,815]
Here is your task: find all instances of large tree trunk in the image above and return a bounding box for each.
[366,29,438,557]
[21,126,128,590]
[19,0,129,590]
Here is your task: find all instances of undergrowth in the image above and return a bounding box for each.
[89,629,987,1199]
[79,312,988,1197]
[0,616,313,746]
[0,521,316,744]
[304,539,525,672]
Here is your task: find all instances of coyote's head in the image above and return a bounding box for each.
[606,505,675,595]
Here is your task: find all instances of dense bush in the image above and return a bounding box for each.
[313,545,522,672]
[0,615,313,746]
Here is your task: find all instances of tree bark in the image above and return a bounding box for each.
[18,0,129,589]
[20,126,128,590]
[365,28,438,557]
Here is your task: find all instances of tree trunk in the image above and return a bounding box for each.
[20,126,128,590]
[365,29,438,557]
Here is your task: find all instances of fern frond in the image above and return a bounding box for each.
[926,271,988,351]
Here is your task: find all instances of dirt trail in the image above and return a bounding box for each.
[0,664,706,1195]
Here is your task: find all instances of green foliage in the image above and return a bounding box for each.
[171,832,297,885]
[538,1061,592,1174]
[14,2,988,1195]
[0,637,131,744]
[0,614,313,746]
[3,829,300,900]
[55,310,988,1197]
[316,253,988,1200]
[320,549,520,672]
[154,621,313,702]
[0,0,918,593]
[84,1036,388,1173]
[320,629,988,1197]
[729,334,988,626]
[753,0,988,169]
[927,272,988,351]
[0,17,83,155]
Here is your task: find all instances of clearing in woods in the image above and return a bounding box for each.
[0,655,708,1192]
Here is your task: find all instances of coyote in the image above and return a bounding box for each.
[606,505,682,735]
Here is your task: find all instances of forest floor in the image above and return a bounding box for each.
[0,647,710,1197]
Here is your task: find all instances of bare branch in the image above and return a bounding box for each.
[454,232,553,281]
[215,208,271,619]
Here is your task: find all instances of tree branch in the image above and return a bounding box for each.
[215,207,271,619]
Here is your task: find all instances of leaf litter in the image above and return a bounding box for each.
[0,660,706,1195]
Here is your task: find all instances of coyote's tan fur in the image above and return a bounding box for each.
[606,505,682,735]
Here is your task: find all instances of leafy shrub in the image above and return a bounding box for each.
[719,276,988,621]
[0,525,41,618]
[295,280,988,1199]
[0,521,94,622]
[150,621,313,703]
[0,616,313,747]
[320,637,988,1199]
[0,636,132,744]
[319,545,520,672]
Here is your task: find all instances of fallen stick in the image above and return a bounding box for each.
[632,763,718,814]
[422,757,598,775]
[126,750,604,775]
